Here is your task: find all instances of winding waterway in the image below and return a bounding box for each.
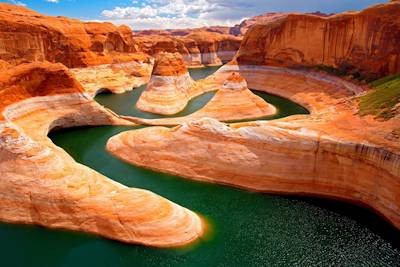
[1,67,399,267]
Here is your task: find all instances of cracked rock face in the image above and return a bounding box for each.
[0,62,204,247]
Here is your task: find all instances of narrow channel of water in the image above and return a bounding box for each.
[1,67,399,267]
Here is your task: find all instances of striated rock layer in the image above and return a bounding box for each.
[131,72,276,125]
[235,1,400,79]
[107,64,400,230]
[0,62,203,247]
[70,60,153,96]
[134,31,242,67]
[136,53,197,115]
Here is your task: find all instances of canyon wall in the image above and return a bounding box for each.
[134,31,242,66]
[0,62,204,247]
[0,3,241,68]
[235,1,400,79]
[0,3,149,67]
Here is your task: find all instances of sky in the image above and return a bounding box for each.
[3,0,388,30]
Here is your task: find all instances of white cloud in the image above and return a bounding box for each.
[104,16,240,30]
[101,0,238,29]
[7,0,27,6]
[100,0,387,30]
[46,0,60,3]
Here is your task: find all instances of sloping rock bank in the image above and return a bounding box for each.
[0,62,203,247]
[236,1,400,80]
[107,64,400,229]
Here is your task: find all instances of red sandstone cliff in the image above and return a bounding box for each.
[229,12,332,36]
[235,1,400,79]
[0,3,150,67]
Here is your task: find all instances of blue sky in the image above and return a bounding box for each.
[3,0,388,29]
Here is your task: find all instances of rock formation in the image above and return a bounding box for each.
[235,1,400,79]
[136,52,197,115]
[0,62,204,247]
[130,72,276,125]
[0,3,242,68]
[107,63,400,230]
[229,13,289,36]
[229,12,332,36]
[0,3,146,68]
[134,31,242,67]
[70,59,153,95]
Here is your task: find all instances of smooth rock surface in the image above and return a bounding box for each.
[136,53,197,115]
[131,72,276,125]
[71,60,153,96]
[0,62,204,247]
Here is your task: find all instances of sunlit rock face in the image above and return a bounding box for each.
[235,1,400,80]
[229,12,332,37]
[134,31,242,67]
[70,60,154,96]
[0,62,204,247]
[136,52,196,115]
[0,3,150,68]
[129,72,276,126]
[0,3,241,70]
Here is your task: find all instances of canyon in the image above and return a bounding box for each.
[0,62,203,247]
[0,0,399,261]
[0,3,241,68]
[107,1,400,230]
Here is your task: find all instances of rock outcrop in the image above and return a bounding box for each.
[107,63,400,230]
[136,52,196,115]
[229,12,332,36]
[134,31,242,67]
[0,62,204,247]
[70,59,153,95]
[130,72,276,125]
[229,13,289,36]
[235,1,400,79]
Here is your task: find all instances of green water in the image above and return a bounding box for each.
[1,67,399,267]
[94,66,309,121]
[95,66,221,119]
